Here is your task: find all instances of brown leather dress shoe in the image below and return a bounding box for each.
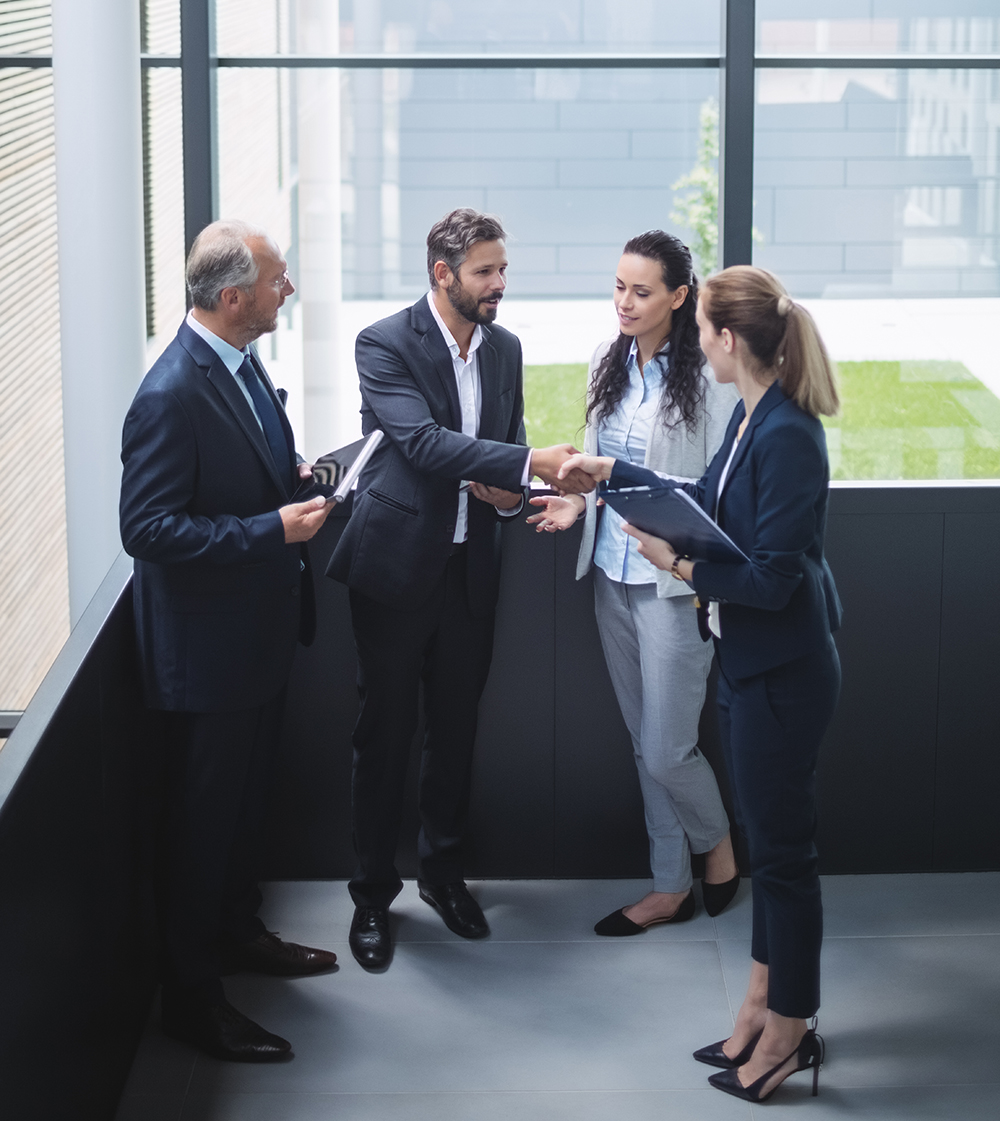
[162,997,292,1062]
[225,931,338,976]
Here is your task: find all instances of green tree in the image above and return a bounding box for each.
[670,97,719,278]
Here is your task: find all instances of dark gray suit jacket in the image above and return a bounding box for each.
[327,294,528,616]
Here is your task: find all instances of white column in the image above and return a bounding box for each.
[52,0,147,624]
[296,0,356,456]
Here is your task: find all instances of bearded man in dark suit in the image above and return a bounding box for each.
[327,208,594,970]
[120,220,337,1062]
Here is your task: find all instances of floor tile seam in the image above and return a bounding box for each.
[388,936,726,945]
[716,930,1000,942]
[170,1088,759,1098]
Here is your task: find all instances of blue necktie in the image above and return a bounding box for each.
[236,354,294,484]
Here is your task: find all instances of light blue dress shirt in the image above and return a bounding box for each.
[594,340,667,585]
[185,310,264,431]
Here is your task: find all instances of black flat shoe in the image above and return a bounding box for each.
[702,873,741,917]
[594,890,695,935]
[708,1027,824,1102]
[693,1028,763,1069]
[349,905,392,971]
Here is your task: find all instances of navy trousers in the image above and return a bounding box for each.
[716,637,841,1019]
[158,691,285,1005]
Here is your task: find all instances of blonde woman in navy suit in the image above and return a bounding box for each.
[559,266,842,1103]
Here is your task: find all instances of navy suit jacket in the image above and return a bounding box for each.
[120,321,314,713]
[610,380,842,679]
[327,295,528,616]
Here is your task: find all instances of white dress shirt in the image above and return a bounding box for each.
[426,293,529,543]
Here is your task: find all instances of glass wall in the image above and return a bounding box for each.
[215,0,721,57]
[753,34,1000,479]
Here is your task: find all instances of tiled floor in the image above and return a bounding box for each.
[115,874,1000,1120]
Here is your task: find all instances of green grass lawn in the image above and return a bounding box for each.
[523,359,1000,480]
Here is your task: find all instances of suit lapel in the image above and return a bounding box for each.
[701,403,744,515]
[716,381,785,509]
[477,331,501,439]
[179,324,290,498]
[413,294,462,429]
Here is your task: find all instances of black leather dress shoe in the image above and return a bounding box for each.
[224,931,338,976]
[162,997,292,1062]
[417,880,490,939]
[349,906,392,970]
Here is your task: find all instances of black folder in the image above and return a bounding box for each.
[602,485,748,564]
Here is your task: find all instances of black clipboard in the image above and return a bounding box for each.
[602,485,748,564]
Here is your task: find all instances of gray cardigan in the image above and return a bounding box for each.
[575,339,739,598]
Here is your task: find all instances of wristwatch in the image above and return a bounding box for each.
[670,554,687,581]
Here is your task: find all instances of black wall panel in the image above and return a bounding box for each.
[935,509,1000,869]
[264,486,1000,880]
[819,509,941,872]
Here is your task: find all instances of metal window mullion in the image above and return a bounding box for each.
[180,0,216,257]
[719,0,755,268]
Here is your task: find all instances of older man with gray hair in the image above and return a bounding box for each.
[120,220,337,1062]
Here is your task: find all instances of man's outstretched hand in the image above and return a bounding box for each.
[530,444,597,494]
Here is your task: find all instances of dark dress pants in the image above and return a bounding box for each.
[158,691,284,1007]
[348,548,495,908]
[716,637,841,1019]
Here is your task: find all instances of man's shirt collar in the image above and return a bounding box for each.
[186,310,248,375]
[427,291,483,360]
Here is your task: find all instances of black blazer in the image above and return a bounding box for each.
[327,295,528,617]
[120,321,313,713]
[610,381,841,679]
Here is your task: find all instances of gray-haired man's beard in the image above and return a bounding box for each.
[446,280,502,326]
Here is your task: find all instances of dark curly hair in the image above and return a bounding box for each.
[586,230,705,433]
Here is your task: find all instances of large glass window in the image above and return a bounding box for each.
[216,61,716,455]
[757,1,1000,56]
[754,59,1000,480]
[0,2,69,718]
[215,1,721,57]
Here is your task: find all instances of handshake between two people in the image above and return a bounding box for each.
[462,446,613,512]
[278,448,617,544]
[526,452,616,533]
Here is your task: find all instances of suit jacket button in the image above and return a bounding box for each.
[290,586,299,597]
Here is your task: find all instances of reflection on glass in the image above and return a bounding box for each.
[215,61,716,455]
[754,68,1000,298]
[754,62,1000,480]
[757,4,1000,56]
[215,0,720,57]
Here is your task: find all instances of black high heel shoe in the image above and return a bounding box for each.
[693,1027,763,1069]
[708,1026,824,1102]
[701,873,740,917]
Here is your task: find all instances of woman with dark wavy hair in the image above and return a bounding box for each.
[528,231,741,930]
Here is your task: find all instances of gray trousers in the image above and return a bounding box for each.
[594,569,730,892]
